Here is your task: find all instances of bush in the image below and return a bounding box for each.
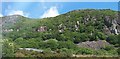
[76,48,95,55]
[58,40,77,49]
[60,48,73,57]
[117,48,120,55]
[2,40,15,57]
[44,39,58,50]
[107,34,119,47]
[97,32,106,40]
[102,46,114,51]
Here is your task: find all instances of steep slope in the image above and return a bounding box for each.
[2,9,120,57]
[2,9,120,45]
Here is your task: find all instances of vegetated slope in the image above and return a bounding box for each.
[2,9,120,57]
[2,9,120,44]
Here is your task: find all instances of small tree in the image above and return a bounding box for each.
[44,39,58,50]
[97,32,106,40]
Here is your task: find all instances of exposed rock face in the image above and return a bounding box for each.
[103,15,120,35]
[36,26,47,32]
[77,40,110,50]
[58,24,65,32]
[117,13,120,25]
[103,25,111,35]
[1,15,21,32]
[117,25,120,33]
[1,10,120,36]
[117,19,120,25]
[1,15,20,25]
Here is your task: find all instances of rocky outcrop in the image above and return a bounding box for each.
[1,9,120,36]
[104,15,120,35]
[36,26,47,32]
[77,40,111,50]
[1,15,22,32]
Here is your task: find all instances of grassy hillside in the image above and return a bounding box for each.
[1,9,120,57]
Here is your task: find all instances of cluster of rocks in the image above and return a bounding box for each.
[77,40,111,50]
